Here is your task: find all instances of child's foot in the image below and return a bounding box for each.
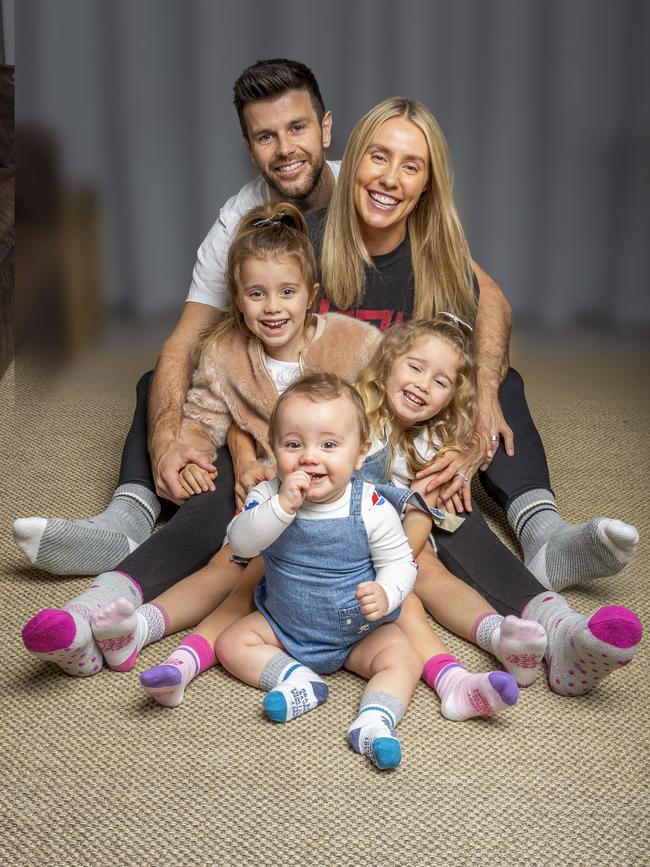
[92,598,167,672]
[22,608,103,677]
[348,705,402,770]
[263,665,329,722]
[91,597,143,671]
[425,654,519,721]
[12,484,160,575]
[140,634,216,707]
[493,615,547,687]
[523,592,643,697]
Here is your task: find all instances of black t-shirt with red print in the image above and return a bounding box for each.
[307,208,478,332]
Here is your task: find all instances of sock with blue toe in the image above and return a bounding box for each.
[347,691,404,770]
[259,652,329,722]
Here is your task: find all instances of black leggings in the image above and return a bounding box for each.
[114,368,551,613]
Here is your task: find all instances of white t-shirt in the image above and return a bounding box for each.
[368,431,437,488]
[263,354,302,394]
[227,477,417,615]
[187,160,341,308]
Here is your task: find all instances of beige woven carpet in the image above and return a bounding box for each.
[1,335,649,866]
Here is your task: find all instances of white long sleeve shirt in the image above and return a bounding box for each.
[227,478,417,615]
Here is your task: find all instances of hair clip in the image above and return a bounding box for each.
[252,213,294,228]
[439,311,473,332]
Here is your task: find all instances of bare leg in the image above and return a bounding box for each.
[412,545,547,686]
[345,624,421,769]
[154,546,250,633]
[138,560,263,706]
[216,612,329,722]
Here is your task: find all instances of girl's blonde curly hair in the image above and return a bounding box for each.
[355,316,479,479]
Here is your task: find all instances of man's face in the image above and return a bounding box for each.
[242,88,332,202]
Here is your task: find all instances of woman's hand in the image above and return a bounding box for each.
[475,389,514,471]
[234,460,275,511]
[414,445,484,514]
[356,581,389,621]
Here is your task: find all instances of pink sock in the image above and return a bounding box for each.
[91,599,168,671]
[139,633,216,707]
[472,612,547,687]
[423,653,519,722]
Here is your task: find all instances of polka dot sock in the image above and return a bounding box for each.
[522,591,643,697]
[508,490,638,590]
[472,612,548,687]
[21,570,142,677]
[139,634,216,707]
[259,652,329,722]
[91,598,168,671]
[347,691,404,770]
[423,654,519,721]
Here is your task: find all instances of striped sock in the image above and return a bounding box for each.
[472,612,547,687]
[423,653,519,721]
[13,483,160,576]
[508,489,638,590]
[139,634,216,707]
[21,570,142,676]
[347,691,404,770]
[260,652,329,722]
[522,592,643,697]
[91,598,168,671]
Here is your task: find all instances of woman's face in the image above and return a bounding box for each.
[353,116,430,248]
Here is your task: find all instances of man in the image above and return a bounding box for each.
[14,58,636,598]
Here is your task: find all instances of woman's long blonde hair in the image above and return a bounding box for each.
[355,317,478,478]
[321,97,476,325]
[199,202,318,358]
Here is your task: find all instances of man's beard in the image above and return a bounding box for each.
[263,152,326,203]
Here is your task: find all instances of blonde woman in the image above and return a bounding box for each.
[309,96,638,601]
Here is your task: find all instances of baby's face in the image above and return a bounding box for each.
[273,394,368,504]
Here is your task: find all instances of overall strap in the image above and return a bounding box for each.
[349,475,365,515]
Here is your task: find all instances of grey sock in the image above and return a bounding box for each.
[507,489,639,591]
[13,483,160,575]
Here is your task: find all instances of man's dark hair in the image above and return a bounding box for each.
[233,58,326,137]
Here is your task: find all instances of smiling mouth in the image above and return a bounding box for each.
[368,190,401,209]
[402,389,425,408]
[275,160,307,174]
[260,319,289,331]
[306,472,326,481]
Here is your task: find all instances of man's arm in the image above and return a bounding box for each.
[472,260,515,465]
[148,301,222,503]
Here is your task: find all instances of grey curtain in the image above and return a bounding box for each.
[17,0,650,327]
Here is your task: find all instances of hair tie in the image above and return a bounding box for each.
[439,311,473,333]
[252,212,295,229]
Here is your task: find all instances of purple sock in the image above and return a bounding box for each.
[139,633,216,707]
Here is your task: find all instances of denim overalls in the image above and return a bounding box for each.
[254,476,403,674]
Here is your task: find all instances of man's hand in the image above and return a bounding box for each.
[356,581,389,621]
[153,439,216,505]
[178,462,218,497]
[235,460,276,511]
[278,470,311,514]
[414,445,485,514]
[476,387,514,471]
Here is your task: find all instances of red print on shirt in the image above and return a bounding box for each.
[318,299,403,331]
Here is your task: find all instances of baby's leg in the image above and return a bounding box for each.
[90,546,247,672]
[140,559,262,707]
[397,594,519,720]
[344,623,421,769]
[414,545,547,686]
[216,613,328,722]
